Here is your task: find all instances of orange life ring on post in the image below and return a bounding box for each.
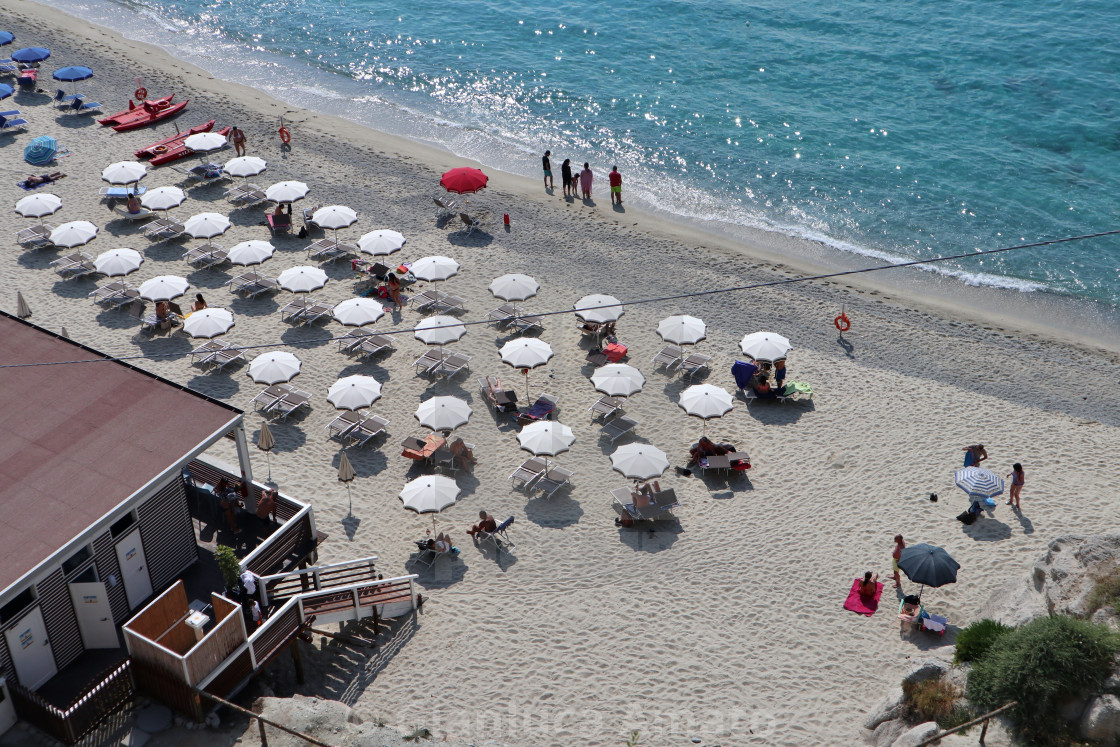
[278,126,291,144]
[834,313,851,332]
[134,87,147,101]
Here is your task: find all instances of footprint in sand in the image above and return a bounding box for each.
[827,451,847,469]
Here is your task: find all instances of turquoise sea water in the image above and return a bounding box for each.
[55,0,1120,306]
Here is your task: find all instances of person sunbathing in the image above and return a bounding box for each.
[449,437,477,466]
[25,172,64,186]
[126,194,142,214]
[155,300,170,321]
[689,437,728,464]
[752,376,777,399]
[430,532,453,553]
[858,571,879,597]
[467,510,497,538]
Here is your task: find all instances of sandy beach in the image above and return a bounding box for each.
[4,2,1120,744]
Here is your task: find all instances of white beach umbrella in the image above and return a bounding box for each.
[739,331,792,361]
[101,161,148,185]
[574,294,625,324]
[140,186,185,213]
[182,308,235,339]
[184,132,228,154]
[679,384,734,432]
[311,205,358,231]
[183,212,231,240]
[278,266,329,294]
[500,337,554,399]
[415,396,472,431]
[591,364,646,397]
[657,315,707,345]
[227,240,275,267]
[517,420,575,456]
[15,193,62,218]
[248,351,302,384]
[411,255,460,282]
[357,229,405,256]
[49,221,98,248]
[224,155,268,178]
[489,273,540,301]
[265,181,310,203]
[327,375,383,411]
[413,315,466,347]
[94,248,143,278]
[610,443,670,481]
[399,474,460,514]
[332,297,385,327]
[138,275,190,301]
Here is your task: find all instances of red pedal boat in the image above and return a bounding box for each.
[149,125,230,166]
[101,96,189,132]
[134,120,216,160]
[100,94,175,127]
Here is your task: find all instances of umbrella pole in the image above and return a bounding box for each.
[346,483,352,516]
[266,450,271,482]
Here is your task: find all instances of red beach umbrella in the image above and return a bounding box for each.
[440,167,489,194]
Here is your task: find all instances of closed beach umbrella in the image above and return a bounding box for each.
[15,193,62,219]
[182,308,235,339]
[739,331,792,361]
[23,136,58,167]
[332,297,385,327]
[517,420,575,456]
[227,240,275,266]
[898,543,960,598]
[184,132,228,154]
[183,212,231,239]
[658,315,707,345]
[610,443,670,481]
[338,450,357,514]
[574,294,625,324]
[265,180,309,203]
[440,167,489,194]
[0,32,14,46]
[248,351,301,384]
[94,248,143,278]
[357,229,405,256]
[52,66,93,82]
[399,474,460,514]
[489,273,539,301]
[414,315,466,347]
[500,337,554,399]
[679,384,734,432]
[411,255,460,282]
[16,291,31,319]
[278,266,329,294]
[101,161,147,185]
[138,275,189,301]
[591,364,645,397]
[415,396,472,431]
[224,156,268,178]
[954,467,1004,501]
[257,420,275,480]
[11,47,50,64]
[49,221,98,248]
[140,186,185,213]
[327,375,383,411]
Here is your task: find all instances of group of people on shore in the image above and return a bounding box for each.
[542,151,623,205]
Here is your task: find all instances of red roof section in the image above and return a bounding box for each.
[0,315,240,594]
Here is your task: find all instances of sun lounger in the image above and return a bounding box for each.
[533,467,574,499]
[515,393,559,425]
[412,538,459,568]
[190,340,228,366]
[433,196,458,218]
[306,239,356,262]
[229,271,280,298]
[0,115,28,132]
[459,211,488,235]
[678,353,712,379]
[652,345,684,371]
[99,186,148,200]
[113,207,155,222]
[487,303,519,326]
[588,395,623,421]
[252,384,292,412]
[509,313,544,335]
[509,457,547,487]
[477,516,515,552]
[409,289,442,312]
[612,486,680,522]
[296,301,334,326]
[266,212,292,236]
[67,98,101,115]
[273,389,312,420]
[428,291,466,314]
[412,349,444,376]
[173,163,229,184]
[280,296,310,323]
[16,224,53,247]
[325,410,363,441]
[52,253,96,279]
[337,328,373,353]
[184,244,229,268]
[226,183,266,204]
[89,281,129,305]
[54,89,81,107]
[435,352,472,378]
[208,346,245,371]
[479,375,518,413]
[600,416,638,443]
[349,414,391,447]
[145,219,185,241]
[357,334,394,358]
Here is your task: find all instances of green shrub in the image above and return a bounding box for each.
[902,678,960,724]
[954,618,1013,664]
[1087,568,1120,615]
[214,544,241,591]
[967,615,1120,745]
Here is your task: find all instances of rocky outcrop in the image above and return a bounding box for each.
[1082,695,1120,747]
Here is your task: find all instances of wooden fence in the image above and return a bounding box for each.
[9,659,134,745]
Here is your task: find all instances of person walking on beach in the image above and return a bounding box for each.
[230,126,246,157]
[962,443,987,467]
[541,150,554,190]
[579,162,594,200]
[1005,463,1024,509]
[891,534,906,587]
[561,158,573,197]
[609,165,622,205]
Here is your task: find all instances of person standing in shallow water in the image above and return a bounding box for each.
[561,159,573,197]
[609,165,622,205]
[579,162,593,199]
[541,150,553,190]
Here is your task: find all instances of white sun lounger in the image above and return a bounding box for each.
[652,345,683,371]
[600,416,639,443]
[349,414,391,447]
[509,457,547,487]
[533,466,574,499]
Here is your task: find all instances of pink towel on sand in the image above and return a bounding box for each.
[843,579,883,616]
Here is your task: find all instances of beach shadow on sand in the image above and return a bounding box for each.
[616,522,682,552]
[187,371,242,400]
[229,295,280,317]
[52,113,99,129]
[280,323,334,349]
[698,472,754,498]
[743,399,814,426]
[446,230,493,248]
[258,419,308,453]
[294,615,420,706]
[1013,509,1035,534]
[525,492,583,529]
[837,334,856,359]
[962,516,1013,542]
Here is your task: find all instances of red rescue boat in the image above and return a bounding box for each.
[99,94,175,127]
[103,96,189,132]
[134,120,216,160]
[149,126,230,166]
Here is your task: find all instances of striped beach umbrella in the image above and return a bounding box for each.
[954,467,1004,500]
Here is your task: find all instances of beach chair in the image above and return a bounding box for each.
[229,272,280,298]
[174,163,228,184]
[16,69,36,90]
[600,416,638,443]
[295,301,334,326]
[533,466,574,499]
[209,346,245,372]
[113,206,155,222]
[428,291,466,314]
[435,352,472,379]
[487,303,519,326]
[226,183,266,204]
[307,239,356,262]
[515,393,559,425]
[678,353,712,379]
[16,224,53,248]
[89,281,128,305]
[266,212,291,236]
[184,244,229,268]
[337,328,373,354]
[652,345,684,371]
[477,516,515,552]
[412,539,459,568]
[273,389,312,420]
[54,89,81,108]
[588,395,623,421]
[612,486,680,523]
[509,313,544,335]
[53,253,96,279]
[357,334,394,359]
[68,97,101,115]
[252,384,291,413]
[412,349,444,376]
[479,375,518,413]
[325,410,363,441]
[349,414,391,447]
[433,196,458,218]
[190,340,228,367]
[0,114,28,132]
[147,221,185,242]
[280,296,310,323]
[409,289,442,312]
[459,211,488,235]
[509,457,547,487]
[0,61,17,75]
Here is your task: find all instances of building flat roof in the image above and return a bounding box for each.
[0,314,240,595]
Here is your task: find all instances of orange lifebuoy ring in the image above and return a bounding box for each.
[278,126,291,144]
[834,313,851,332]
[135,87,147,101]
[152,145,168,154]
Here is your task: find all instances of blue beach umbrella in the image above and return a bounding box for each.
[953,467,1004,501]
[11,47,50,64]
[24,136,58,167]
[0,84,13,101]
[52,66,93,82]
[0,31,14,47]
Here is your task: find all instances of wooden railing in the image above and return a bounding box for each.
[915,701,1018,747]
[9,659,134,745]
[257,555,380,607]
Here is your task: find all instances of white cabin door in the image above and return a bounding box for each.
[68,582,118,649]
[4,607,57,690]
[115,529,152,610]
[0,678,17,735]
